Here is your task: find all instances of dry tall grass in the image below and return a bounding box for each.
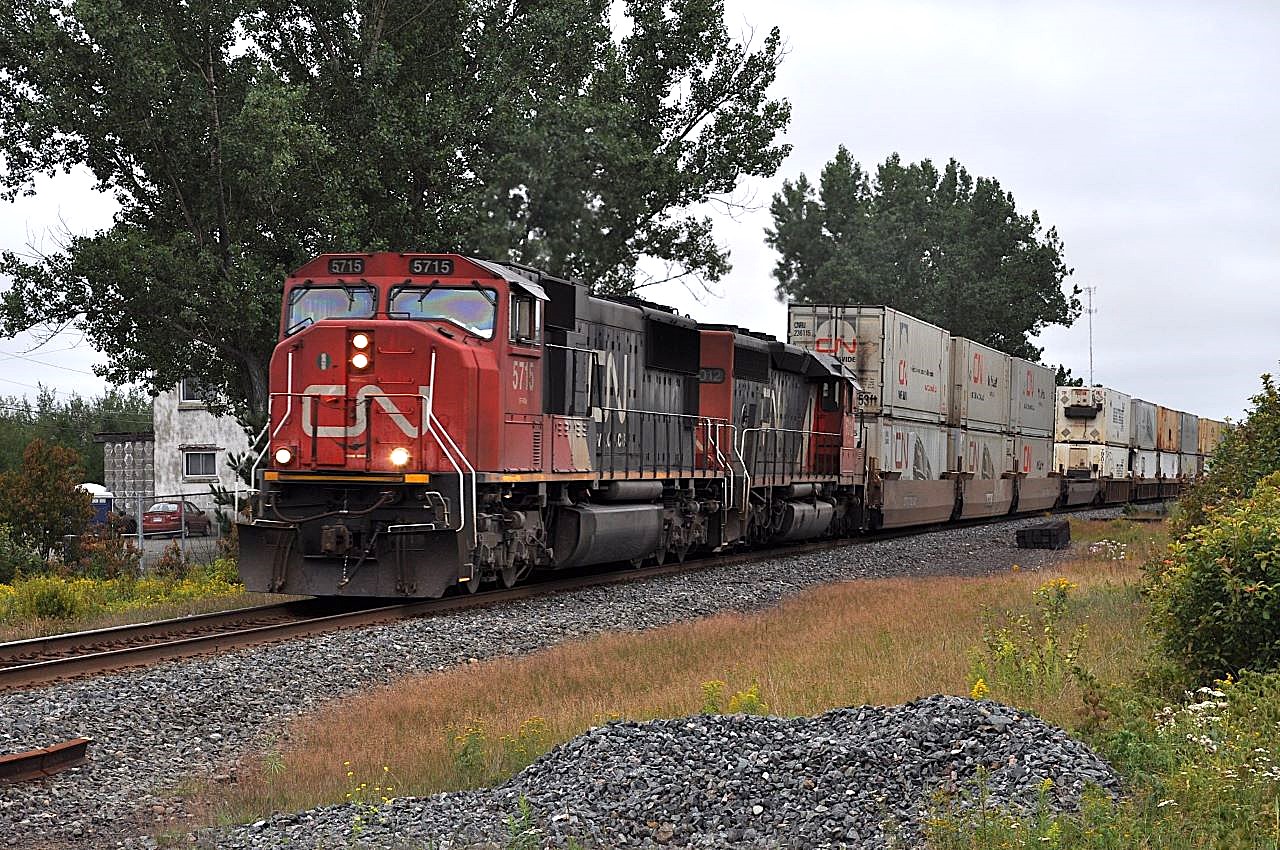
[203,519,1167,825]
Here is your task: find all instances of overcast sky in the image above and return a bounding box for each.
[1,0,1275,420]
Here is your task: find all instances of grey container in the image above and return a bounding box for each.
[1130,399,1158,450]
[1180,412,1199,455]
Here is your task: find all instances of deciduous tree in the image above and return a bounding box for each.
[766,148,1079,361]
[0,439,94,558]
[0,0,790,416]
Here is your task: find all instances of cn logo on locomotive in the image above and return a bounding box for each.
[299,384,429,438]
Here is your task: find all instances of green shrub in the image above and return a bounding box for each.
[1176,369,1280,535]
[75,533,142,580]
[1147,472,1280,679]
[7,574,93,621]
[0,524,44,583]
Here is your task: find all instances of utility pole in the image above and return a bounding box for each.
[1083,286,1097,386]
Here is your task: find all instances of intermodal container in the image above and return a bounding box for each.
[1198,418,1226,455]
[949,428,1013,478]
[1054,442,1128,479]
[863,417,949,480]
[1129,399,1158,450]
[1013,434,1053,477]
[1131,449,1158,479]
[1179,412,1199,455]
[1009,359,1056,436]
[1055,386,1131,446]
[1180,453,1200,480]
[788,305,950,423]
[949,338,1012,432]
[1156,406,1181,453]
[1157,450,1179,479]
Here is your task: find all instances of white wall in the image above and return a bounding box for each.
[152,384,251,510]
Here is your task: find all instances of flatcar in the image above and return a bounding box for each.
[237,253,1212,598]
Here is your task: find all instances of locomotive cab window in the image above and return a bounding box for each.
[285,285,377,335]
[509,292,541,346]
[388,286,496,339]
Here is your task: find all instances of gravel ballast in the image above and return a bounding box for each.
[0,511,1121,848]
[216,695,1121,850]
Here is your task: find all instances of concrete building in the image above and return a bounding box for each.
[152,379,252,511]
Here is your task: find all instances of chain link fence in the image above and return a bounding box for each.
[110,491,233,569]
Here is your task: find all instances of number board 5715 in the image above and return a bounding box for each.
[409,257,455,276]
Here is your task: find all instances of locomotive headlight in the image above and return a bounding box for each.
[389,447,411,467]
[351,332,370,350]
[351,352,370,369]
[274,447,293,465]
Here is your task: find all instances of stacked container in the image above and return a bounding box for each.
[1129,399,1159,498]
[1179,411,1200,481]
[1054,386,1132,504]
[1009,358,1059,511]
[788,305,954,527]
[947,337,1014,518]
[1197,418,1227,473]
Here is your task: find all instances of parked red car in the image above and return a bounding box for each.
[142,501,212,537]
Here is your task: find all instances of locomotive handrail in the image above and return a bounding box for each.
[424,350,478,555]
[736,424,844,510]
[249,350,296,490]
[593,407,733,477]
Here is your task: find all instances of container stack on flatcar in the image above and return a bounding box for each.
[788,306,953,528]
[1054,386,1133,504]
[1129,399,1159,499]
[947,337,1014,519]
[1196,417,1228,475]
[1007,358,1059,512]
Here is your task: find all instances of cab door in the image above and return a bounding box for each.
[502,286,545,472]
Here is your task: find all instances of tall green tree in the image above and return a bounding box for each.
[0,0,790,417]
[0,438,94,557]
[0,386,153,481]
[766,147,1079,361]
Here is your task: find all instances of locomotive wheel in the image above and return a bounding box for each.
[462,571,481,594]
[498,565,518,589]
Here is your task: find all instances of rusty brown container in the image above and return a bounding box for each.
[1156,406,1181,453]
[1198,418,1226,455]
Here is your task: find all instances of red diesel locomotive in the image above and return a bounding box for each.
[238,253,862,597]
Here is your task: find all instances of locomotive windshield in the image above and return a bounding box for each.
[388,286,496,339]
[285,285,377,335]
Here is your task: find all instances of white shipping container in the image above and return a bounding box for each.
[1012,434,1053,477]
[949,428,1013,479]
[949,338,1012,431]
[1180,452,1199,480]
[1009,359,1056,436]
[1131,449,1159,479]
[1054,442,1128,479]
[788,305,950,422]
[863,417,949,481]
[1130,399,1158,450]
[1157,451,1179,479]
[1056,386,1131,446]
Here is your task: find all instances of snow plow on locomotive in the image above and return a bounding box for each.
[237,253,864,598]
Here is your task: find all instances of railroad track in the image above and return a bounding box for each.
[0,503,1144,694]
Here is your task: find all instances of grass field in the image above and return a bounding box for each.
[200,518,1167,830]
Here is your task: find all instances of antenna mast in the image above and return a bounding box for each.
[1083,286,1097,386]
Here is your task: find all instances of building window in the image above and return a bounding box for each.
[180,379,204,404]
[183,451,217,478]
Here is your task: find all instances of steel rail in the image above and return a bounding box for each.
[0,500,1145,693]
[0,738,92,783]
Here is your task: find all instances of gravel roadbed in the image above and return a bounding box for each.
[0,510,1120,848]
[217,695,1121,850]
